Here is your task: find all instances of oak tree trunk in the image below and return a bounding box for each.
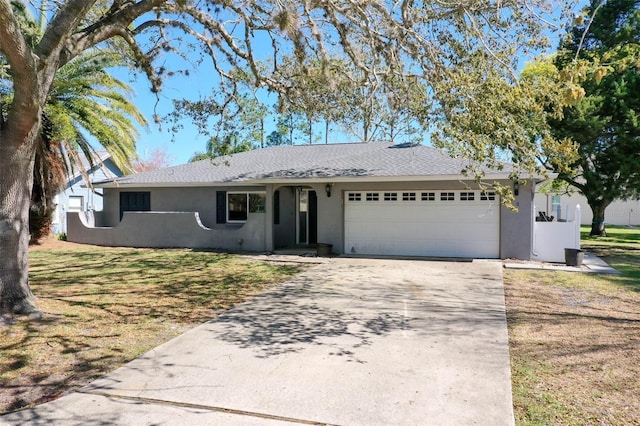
[0,130,39,316]
[589,201,608,237]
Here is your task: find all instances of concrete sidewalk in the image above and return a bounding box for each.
[2,258,514,426]
[504,252,620,274]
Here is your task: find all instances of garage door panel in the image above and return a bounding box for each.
[345,237,494,258]
[344,191,499,258]
[349,205,497,223]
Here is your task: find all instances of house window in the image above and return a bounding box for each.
[68,196,84,212]
[227,193,248,222]
[421,192,435,201]
[384,192,398,201]
[366,192,379,201]
[120,191,150,220]
[402,192,416,201]
[460,192,475,201]
[551,194,561,215]
[480,191,496,201]
[348,192,362,201]
[249,193,266,213]
[227,192,266,222]
[440,192,455,201]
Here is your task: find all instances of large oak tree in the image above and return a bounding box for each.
[550,0,640,236]
[1,0,567,316]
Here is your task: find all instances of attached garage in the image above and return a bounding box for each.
[344,189,500,258]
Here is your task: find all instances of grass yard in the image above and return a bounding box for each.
[0,242,303,414]
[505,225,640,425]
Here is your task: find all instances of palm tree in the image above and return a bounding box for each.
[189,134,253,162]
[28,49,147,241]
[1,2,147,241]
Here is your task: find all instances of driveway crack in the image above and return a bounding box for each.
[76,390,339,425]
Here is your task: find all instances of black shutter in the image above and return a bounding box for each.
[309,190,317,244]
[216,191,227,223]
[273,190,280,225]
[120,191,150,220]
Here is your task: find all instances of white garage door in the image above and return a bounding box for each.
[344,190,500,258]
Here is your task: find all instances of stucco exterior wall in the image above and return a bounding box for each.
[500,180,535,260]
[68,210,266,251]
[101,185,265,227]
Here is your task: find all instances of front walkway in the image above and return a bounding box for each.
[504,252,620,274]
[2,258,514,425]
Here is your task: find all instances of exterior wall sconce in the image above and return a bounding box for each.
[325,183,332,197]
[513,180,520,197]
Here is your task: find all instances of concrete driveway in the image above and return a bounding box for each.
[2,258,514,426]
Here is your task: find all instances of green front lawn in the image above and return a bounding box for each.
[582,225,640,289]
[581,224,640,249]
[0,247,303,413]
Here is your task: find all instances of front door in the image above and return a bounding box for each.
[297,189,317,245]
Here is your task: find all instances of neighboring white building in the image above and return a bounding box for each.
[52,151,123,234]
[535,190,640,226]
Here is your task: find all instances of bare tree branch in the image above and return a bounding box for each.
[36,0,98,60]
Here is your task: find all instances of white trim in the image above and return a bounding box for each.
[226,191,267,223]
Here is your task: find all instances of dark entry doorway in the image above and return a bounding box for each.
[297,189,317,244]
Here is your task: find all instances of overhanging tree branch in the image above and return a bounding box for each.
[36,0,98,61]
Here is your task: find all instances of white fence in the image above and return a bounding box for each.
[532,205,581,263]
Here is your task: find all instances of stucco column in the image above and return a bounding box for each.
[265,184,274,252]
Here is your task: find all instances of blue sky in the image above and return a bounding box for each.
[118,61,366,166]
[113,3,582,167]
[117,67,224,166]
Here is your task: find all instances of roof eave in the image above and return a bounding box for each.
[94,173,520,188]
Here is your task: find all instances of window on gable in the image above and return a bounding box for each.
[68,195,84,212]
[480,191,496,201]
[402,192,416,201]
[440,192,455,201]
[366,192,379,201]
[421,192,435,201]
[460,192,475,201]
[384,192,398,201]
[348,192,362,201]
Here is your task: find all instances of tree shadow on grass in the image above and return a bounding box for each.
[3,249,302,414]
[0,315,122,414]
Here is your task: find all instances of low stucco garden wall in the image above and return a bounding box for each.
[67,211,266,252]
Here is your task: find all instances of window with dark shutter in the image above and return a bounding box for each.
[119,192,150,220]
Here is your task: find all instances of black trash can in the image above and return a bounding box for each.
[317,243,332,257]
[564,248,584,267]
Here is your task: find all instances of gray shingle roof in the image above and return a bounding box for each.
[99,142,511,187]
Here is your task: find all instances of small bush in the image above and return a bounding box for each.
[56,232,67,241]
